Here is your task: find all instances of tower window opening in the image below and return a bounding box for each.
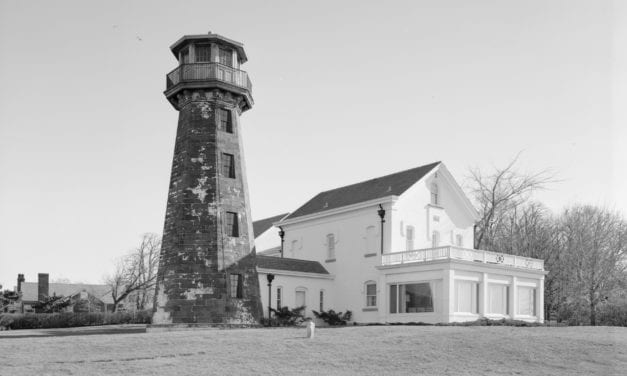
[219,48,233,67]
[226,212,239,237]
[196,45,211,62]
[230,274,242,298]
[218,108,233,133]
[222,153,236,178]
[181,48,190,64]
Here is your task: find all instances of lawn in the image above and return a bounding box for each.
[1,325,625,375]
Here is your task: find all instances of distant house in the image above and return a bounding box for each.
[11,273,115,313]
[253,162,546,324]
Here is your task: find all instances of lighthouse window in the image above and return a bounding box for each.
[181,48,190,64]
[219,48,233,67]
[230,274,242,298]
[196,45,211,62]
[226,212,239,237]
[218,108,233,133]
[222,153,236,178]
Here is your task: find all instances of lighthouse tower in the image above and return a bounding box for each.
[152,33,263,325]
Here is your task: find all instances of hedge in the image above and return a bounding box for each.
[0,310,152,330]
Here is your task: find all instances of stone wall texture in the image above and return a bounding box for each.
[152,89,263,325]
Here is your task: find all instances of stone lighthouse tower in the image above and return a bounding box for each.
[152,33,263,325]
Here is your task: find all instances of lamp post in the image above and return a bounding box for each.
[378,204,386,254]
[266,273,275,319]
[278,227,285,258]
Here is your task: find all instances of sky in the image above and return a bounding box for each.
[0,0,625,289]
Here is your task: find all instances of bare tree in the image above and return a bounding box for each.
[468,154,556,250]
[104,233,161,312]
[558,206,627,325]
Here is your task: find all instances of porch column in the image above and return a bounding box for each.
[538,277,545,323]
[510,276,518,319]
[378,273,387,324]
[443,268,454,323]
[480,272,488,318]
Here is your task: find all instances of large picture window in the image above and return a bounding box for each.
[455,280,478,313]
[389,283,434,313]
[517,287,536,316]
[488,284,509,315]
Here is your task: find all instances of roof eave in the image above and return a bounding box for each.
[277,195,399,227]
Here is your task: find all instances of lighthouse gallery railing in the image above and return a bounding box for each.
[166,63,252,92]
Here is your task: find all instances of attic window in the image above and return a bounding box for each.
[430,183,439,205]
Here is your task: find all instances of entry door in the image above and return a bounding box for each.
[295,290,306,308]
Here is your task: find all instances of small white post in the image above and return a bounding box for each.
[306,320,315,339]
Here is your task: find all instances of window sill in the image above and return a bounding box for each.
[363,253,377,258]
[362,307,378,312]
[325,258,336,263]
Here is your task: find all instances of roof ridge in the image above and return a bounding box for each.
[315,161,440,195]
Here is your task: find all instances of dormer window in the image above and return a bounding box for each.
[219,47,233,67]
[430,183,439,206]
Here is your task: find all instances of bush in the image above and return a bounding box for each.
[598,302,627,327]
[434,318,544,327]
[0,310,152,330]
[312,309,352,326]
[265,306,307,326]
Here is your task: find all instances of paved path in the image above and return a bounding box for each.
[0,324,146,338]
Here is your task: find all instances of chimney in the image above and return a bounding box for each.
[38,273,49,301]
[17,274,25,293]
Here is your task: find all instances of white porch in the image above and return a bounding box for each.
[376,247,546,324]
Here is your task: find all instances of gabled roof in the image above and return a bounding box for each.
[283,162,440,221]
[256,255,329,275]
[253,213,289,237]
[20,282,114,304]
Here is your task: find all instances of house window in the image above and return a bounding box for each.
[365,226,376,254]
[488,284,509,315]
[455,280,479,313]
[219,47,233,67]
[218,108,233,133]
[326,233,335,259]
[230,274,242,298]
[295,289,306,308]
[432,231,440,248]
[290,240,298,258]
[406,226,415,251]
[366,283,377,307]
[319,290,324,311]
[222,153,236,178]
[456,234,464,247]
[196,45,211,62]
[430,183,439,205]
[226,212,239,237]
[276,287,282,309]
[389,282,434,313]
[517,287,536,316]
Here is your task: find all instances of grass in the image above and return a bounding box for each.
[1,325,625,375]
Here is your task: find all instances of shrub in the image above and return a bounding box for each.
[312,309,352,326]
[266,306,307,326]
[0,310,152,330]
[598,302,627,327]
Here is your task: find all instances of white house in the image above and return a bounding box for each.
[254,161,546,324]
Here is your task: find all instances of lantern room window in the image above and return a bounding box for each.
[196,45,211,62]
[219,48,233,67]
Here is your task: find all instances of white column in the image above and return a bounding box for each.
[511,276,518,319]
[378,273,387,324]
[480,272,488,318]
[538,277,545,323]
[443,268,455,323]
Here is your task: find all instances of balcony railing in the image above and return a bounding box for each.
[166,63,252,92]
[381,246,544,271]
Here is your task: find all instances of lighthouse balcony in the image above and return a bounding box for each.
[165,63,253,107]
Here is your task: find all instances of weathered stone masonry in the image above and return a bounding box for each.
[152,34,263,325]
